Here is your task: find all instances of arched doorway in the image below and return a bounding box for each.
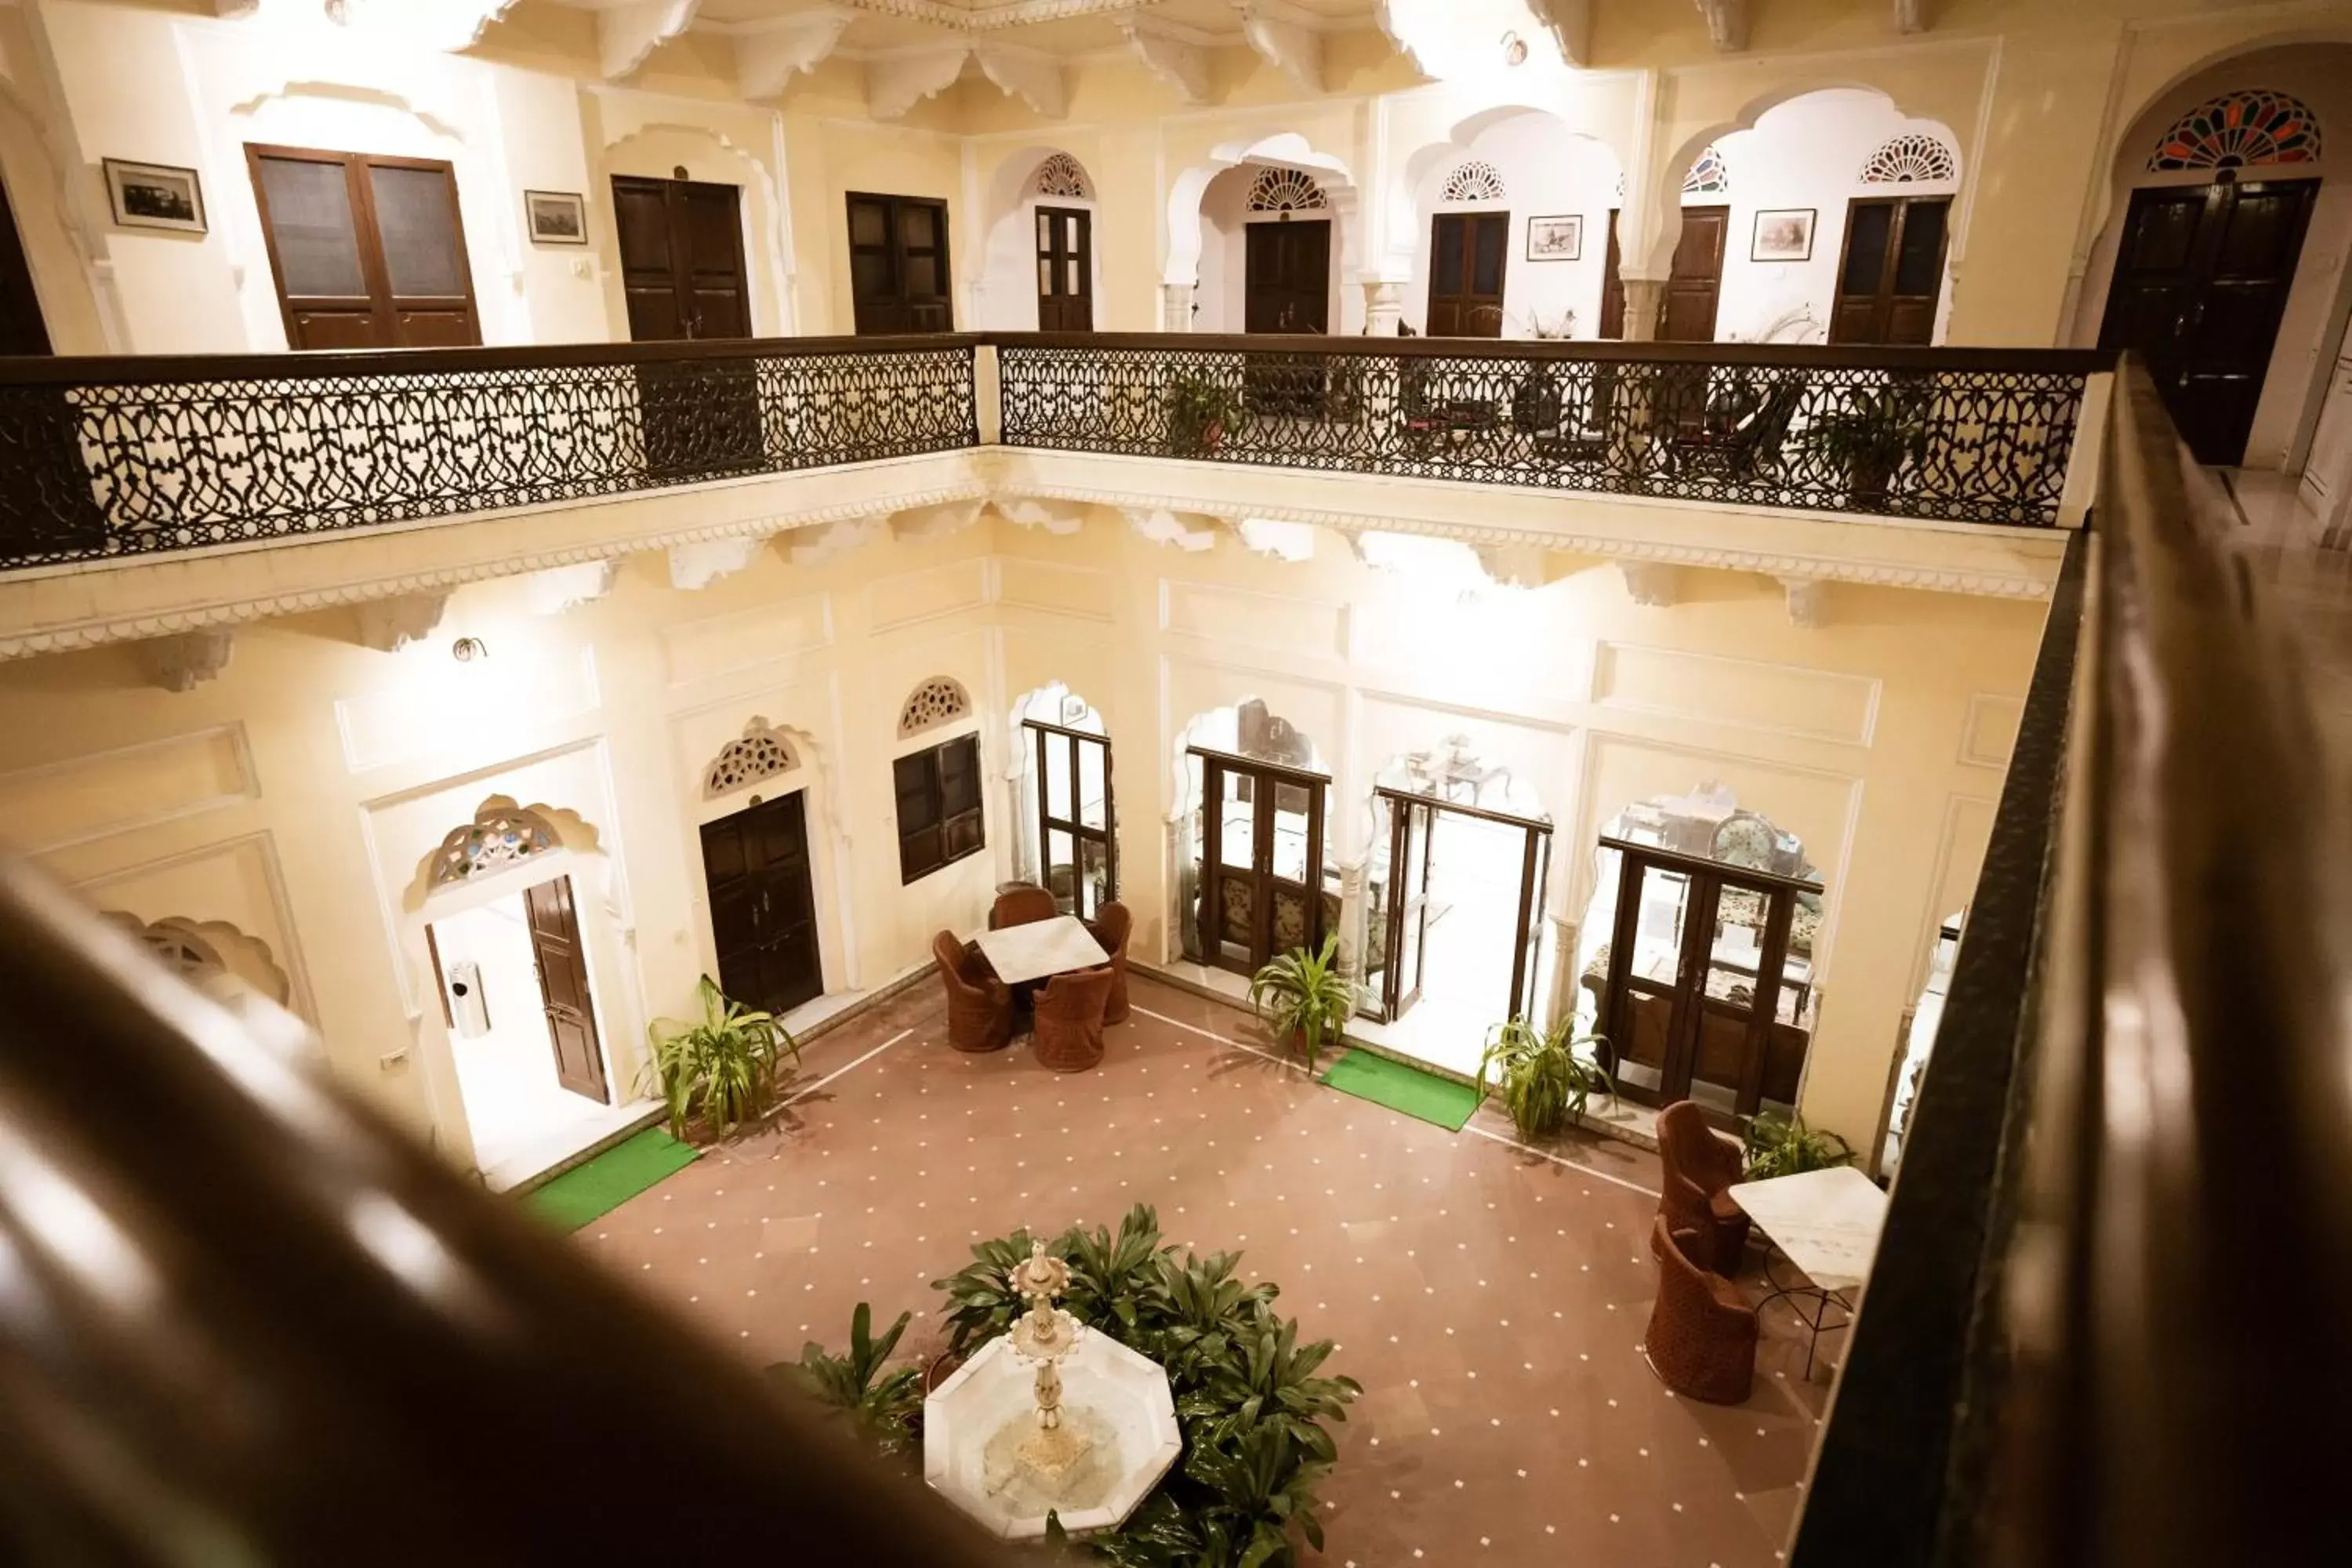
[695,719,825,1020]
[1174,132,1361,336]
[1573,784,1824,1125]
[2082,46,2347,467]
[1879,908,1965,1178]
[1171,699,1331,976]
[977,148,1100,331]
[1007,683,1116,918]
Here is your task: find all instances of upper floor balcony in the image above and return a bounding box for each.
[0,332,2103,655]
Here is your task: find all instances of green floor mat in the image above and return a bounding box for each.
[1317,1048,1483,1132]
[525,1127,699,1231]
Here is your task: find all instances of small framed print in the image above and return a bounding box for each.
[1525,213,1582,261]
[103,159,206,234]
[1751,207,1817,263]
[524,189,589,245]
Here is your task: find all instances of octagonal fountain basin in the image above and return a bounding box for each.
[923,1331,1181,1541]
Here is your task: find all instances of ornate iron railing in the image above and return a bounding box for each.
[0,337,978,568]
[996,335,2104,528]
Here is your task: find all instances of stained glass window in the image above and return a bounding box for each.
[432,805,559,885]
[1682,143,1730,195]
[2149,89,2321,171]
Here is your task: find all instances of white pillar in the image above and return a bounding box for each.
[1360,279,1405,336]
[1160,282,1196,332]
[1618,279,1665,342]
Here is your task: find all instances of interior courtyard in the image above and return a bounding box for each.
[0,1,2346,1563]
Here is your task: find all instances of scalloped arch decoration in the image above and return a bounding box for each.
[1247,165,1330,212]
[898,676,974,739]
[430,803,561,886]
[1440,159,1506,203]
[705,720,800,799]
[1034,151,1092,200]
[2148,89,2321,171]
[1682,144,1730,195]
[1860,132,1958,185]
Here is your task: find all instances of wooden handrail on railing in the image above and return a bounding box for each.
[1790,358,2352,1567]
[0,332,2111,570]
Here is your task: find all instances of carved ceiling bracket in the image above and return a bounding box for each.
[355,591,451,652]
[1122,506,1221,552]
[1779,575,1831,628]
[891,499,985,540]
[524,561,620,615]
[1119,15,1214,105]
[137,631,234,693]
[730,8,856,98]
[782,514,887,568]
[1693,0,1749,53]
[1235,2,1323,93]
[995,496,1085,535]
[670,535,768,590]
[599,0,702,81]
[1618,561,1678,608]
[1894,0,1930,33]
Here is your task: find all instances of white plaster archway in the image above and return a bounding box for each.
[1004,682,1110,904]
[973,145,1103,330]
[1166,131,1363,333]
[595,118,794,338]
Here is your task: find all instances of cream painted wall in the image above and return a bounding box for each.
[1401,112,1620,339]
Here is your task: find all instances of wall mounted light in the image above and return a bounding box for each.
[451,637,489,662]
[1501,31,1528,66]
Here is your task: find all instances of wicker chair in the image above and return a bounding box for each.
[989,884,1059,931]
[932,931,1012,1054]
[1644,1217,1758,1403]
[1033,964,1114,1072]
[1657,1099,1752,1272]
[1084,901,1133,1024]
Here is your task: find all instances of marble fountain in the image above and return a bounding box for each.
[923,1241,1181,1541]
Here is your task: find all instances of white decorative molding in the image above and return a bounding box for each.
[995,496,1083,535]
[599,0,702,82]
[354,592,450,653]
[1236,517,1316,562]
[525,561,620,615]
[1235,2,1322,92]
[1692,0,1748,52]
[891,499,985,540]
[733,9,855,98]
[1779,575,1831,629]
[975,46,1066,119]
[1441,160,1508,204]
[1860,133,1958,186]
[1894,0,1930,33]
[137,632,234,693]
[1119,15,1213,106]
[1618,561,1678,608]
[868,46,971,120]
[669,536,767,591]
[785,514,888,568]
[1123,506,1220,553]
[1246,165,1329,213]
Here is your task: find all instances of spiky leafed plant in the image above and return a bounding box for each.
[1740,1111,1857,1180]
[1207,1318,1363,1466]
[642,975,797,1139]
[773,1301,922,1459]
[1062,1203,1172,1345]
[1144,1248,1279,1394]
[1183,1414,1334,1564]
[1475,1015,1614,1140]
[1247,935,1355,1071]
[931,1227,1062,1356]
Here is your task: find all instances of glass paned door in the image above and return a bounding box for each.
[1026,719,1115,920]
[1381,797,1437,1019]
[1192,748,1328,977]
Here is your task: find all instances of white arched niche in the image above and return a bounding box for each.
[1167,699,1330,967]
[974,147,1102,330]
[1169,132,1363,334]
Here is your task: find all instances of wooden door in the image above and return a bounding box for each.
[1426,212,1508,337]
[0,172,51,356]
[1244,220,1330,333]
[847,193,953,334]
[246,145,481,349]
[612,175,751,343]
[2098,179,2318,466]
[1658,205,1727,342]
[1599,208,1625,339]
[700,792,822,1019]
[1380,797,1436,1020]
[1034,205,1092,332]
[522,876,608,1103]
[1829,196,1951,347]
[1193,750,1328,977]
[1027,720,1116,918]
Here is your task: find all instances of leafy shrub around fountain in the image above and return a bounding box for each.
[786,1203,1361,1565]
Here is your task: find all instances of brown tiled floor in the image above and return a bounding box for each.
[578,975,1831,1566]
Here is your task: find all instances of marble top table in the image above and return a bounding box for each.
[1726,1166,1889,1294]
[973,915,1110,987]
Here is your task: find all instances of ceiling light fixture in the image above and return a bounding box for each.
[451,637,488,662]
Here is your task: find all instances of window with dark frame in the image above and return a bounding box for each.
[245,143,481,350]
[846,191,953,334]
[895,732,984,884]
[1025,719,1116,917]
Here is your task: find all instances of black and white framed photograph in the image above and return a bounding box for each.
[1751,207,1817,262]
[524,189,588,245]
[1525,213,1582,261]
[103,158,206,234]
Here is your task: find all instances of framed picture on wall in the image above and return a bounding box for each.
[524,190,589,245]
[102,158,206,234]
[1525,214,1582,261]
[1751,208,1817,262]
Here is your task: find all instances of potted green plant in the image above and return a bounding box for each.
[1247,935,1354,1070]
[1796,381,1929,508]
[1167,373,1243,458]
[641,974,798,1140]
[1740,1111,1857,1180]
[1475,1015,1613,1140]
[774,1301,924,1462]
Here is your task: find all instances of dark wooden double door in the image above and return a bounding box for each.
[1036,205,1092,331]
[612,175,760,479]
[848,192,953,333]
[1193,749,1330,976]
[2099,178,2318,466]
[1426,212,1508,337]
[701,790,822,1018]
[1830,196,1950,347]
[1245,220,1330,334]
[1596,841,1814,1123]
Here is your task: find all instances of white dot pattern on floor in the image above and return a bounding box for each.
[579,975,1829,1565]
